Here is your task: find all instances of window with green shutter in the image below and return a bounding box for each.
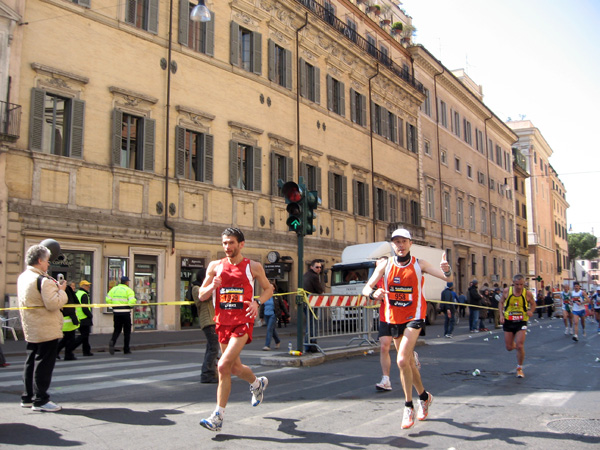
[175,126,214,183]
[111,109,155,172]
[179,1,215,55]
[271,152,293,196]
[328,171,347,212]
[230,22,262,75]
[268,40,292,89]
[29,88,85,158]
[229,141,262,191]
[326,75,345,117]
[126,0,159,34]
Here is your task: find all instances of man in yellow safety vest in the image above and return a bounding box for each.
[106,276,137,355]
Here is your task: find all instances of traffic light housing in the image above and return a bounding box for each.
[282,181,304,234]
[305,190,319,235]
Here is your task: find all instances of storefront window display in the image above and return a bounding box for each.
[180,257,205,328]
[133,256,157,330]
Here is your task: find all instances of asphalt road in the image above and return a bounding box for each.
[0,315,599,449]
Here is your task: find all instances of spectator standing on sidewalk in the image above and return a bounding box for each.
[56,282,82,360]
[260,280,282,351]
[468,280,482,333]
[303,260,325,352]
[191,268,219,384]
[75,280,94,356]
[440,282,457,338]
[106,276,137,355]
[18,244,68,412]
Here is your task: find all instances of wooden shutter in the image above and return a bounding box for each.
[205,12,215,56]
[175,126,186,178]
[268,39,275,82]
[360,94,367,127]
[252,32,262,75]
[270,151,278,195]
[230,21,239,66]
[204,133,214,183]
[78,0,91,7]
[299,58,307,98]
[341,175,347,212]
[364,183,369,217]
[398,118,404,147]
[300,162,307,181]
[328,171,334,210]
[370,101,376,132]
[126,0,136,25]
[178,0,189,46]
[252,146,262,192]
[70,99,85,159]
[339,81,345,117]
[326,75,333,111]
[314,66,320,104]
[285,49,292,89]
[148,0,159,34]
[143,117,155,172]
[350,88,356,123]
[111,109,123,166]
[316,166,322,197]
[382,189,388,221]
[29,88,45,152]
[381,107,389,139]
[353,180,358,214]
[229,140,238,188]
[390,193,397,222]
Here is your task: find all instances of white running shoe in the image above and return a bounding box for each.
[200,411,223,432]
[250,376,268,406]
[375,377,392,391]
[401,407,415,429]
[417,392,434,421]
[564,327,569,335]
[31,401,61,412]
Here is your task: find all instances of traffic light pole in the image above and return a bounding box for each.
[296,232,304,352]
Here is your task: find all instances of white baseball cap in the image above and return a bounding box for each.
[391,229,412,240]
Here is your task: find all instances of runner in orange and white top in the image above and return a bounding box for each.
[363,229,452,430]
[498,274,536,378]
[197,228,273,433]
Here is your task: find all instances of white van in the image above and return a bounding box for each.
[329,241,447,325]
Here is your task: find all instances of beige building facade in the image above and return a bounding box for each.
[508,120,558,293]
[512,147,530,279]
[411,46,518,295]
[550,164,569,286]
[2,0,427,331]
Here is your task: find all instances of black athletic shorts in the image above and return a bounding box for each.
[503,320,528,334]
[378,320,425,339]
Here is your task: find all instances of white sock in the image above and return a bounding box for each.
[214,406,225,416]
[381,375,390,382]
[250,378,261,390]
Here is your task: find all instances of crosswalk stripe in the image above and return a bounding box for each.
[1,362,200,388]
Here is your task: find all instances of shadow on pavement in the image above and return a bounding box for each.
[58,407,183,426]
[212,417,427,449]
[0,423,81,446]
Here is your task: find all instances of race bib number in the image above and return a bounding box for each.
[388,286,412,307]
[219,287,244,310]
[507,312,523,321]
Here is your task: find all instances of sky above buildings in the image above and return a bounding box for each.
[402,0,600,239]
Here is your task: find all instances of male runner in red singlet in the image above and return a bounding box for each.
[498,274,536,378]
[363,229,452,430]
[198,228,274,432]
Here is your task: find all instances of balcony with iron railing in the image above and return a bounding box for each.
[294,0,424,94]
[0,101,21,142]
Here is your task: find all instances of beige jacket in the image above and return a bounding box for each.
[18,266,68,343]
[192,285,215,329]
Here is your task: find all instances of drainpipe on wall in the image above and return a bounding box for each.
[433,67,445,250]
[295,13,309,179]
[368,64,380,242]
[163,0,176,254]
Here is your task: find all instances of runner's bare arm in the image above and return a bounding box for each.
[362,258,387,301]
[498,288,509,324]
[198,260,221,301]
[245,261,274,317]
[419,253,454,282]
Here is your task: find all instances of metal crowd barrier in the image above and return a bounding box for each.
[304,294,379,354]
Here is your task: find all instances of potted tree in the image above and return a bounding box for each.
[391,22,403,35]
[367,4,381,15]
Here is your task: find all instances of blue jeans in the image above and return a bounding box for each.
[444,313,455,335]
[264,314,280,348]
[469,308,480,331]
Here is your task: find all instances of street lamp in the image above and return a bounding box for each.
[190,0,211,22]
